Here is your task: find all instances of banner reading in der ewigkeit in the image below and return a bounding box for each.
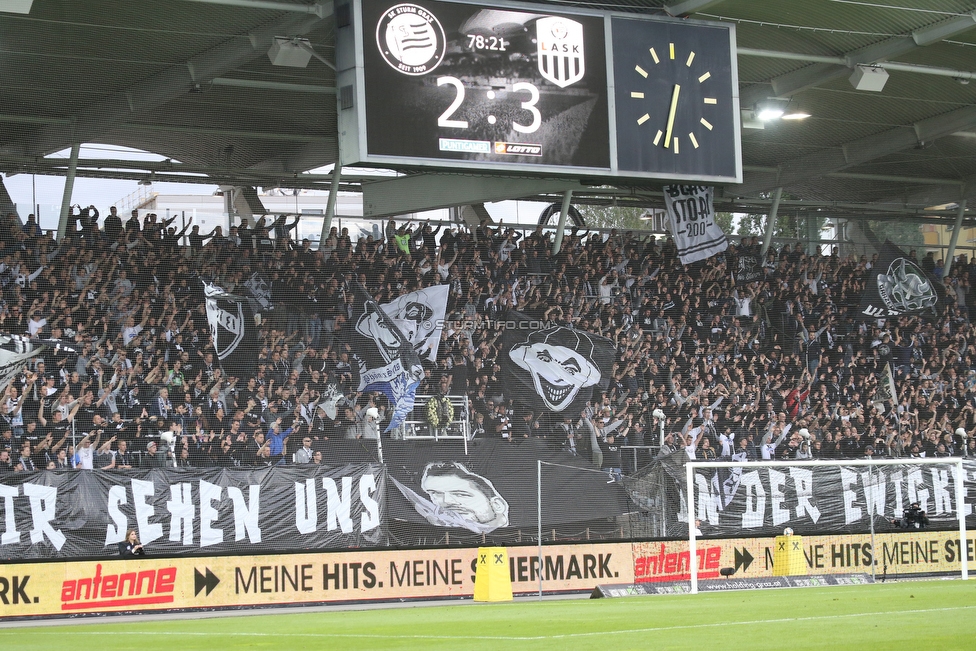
[640,454,976,538]
[663,185,727,264]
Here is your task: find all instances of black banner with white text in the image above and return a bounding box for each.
[0,464,386,560]
[639,455,976,538]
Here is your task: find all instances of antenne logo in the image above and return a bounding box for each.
[60,564,177,610]
[376,3,446,75]
[536,16,585,88]
[634,544,722,583]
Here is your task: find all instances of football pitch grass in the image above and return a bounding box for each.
[4,579,976,650]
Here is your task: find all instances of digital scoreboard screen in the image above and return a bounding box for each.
[361,0,610,170]
[338,0,741,182]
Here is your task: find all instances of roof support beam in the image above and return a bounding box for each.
[362,174,583,219]
[175,0,332,18]
[210,77,336,94]
[738,48,976,82]
[663,0,726,17]
[736,105,976,196]
[116,122,329,142]
[740,11,976,108]
[25,11,326,157]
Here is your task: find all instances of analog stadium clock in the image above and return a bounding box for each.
[610,16,740,181]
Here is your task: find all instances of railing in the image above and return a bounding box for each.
[116,186,158,212]
[392,394,471,455]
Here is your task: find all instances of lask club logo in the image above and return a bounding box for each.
[204,282,245,360]
[536,16,585,88]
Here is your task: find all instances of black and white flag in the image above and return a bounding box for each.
[0,334,49,389]
[734,240,764,286]
[348,282,424,432]
[202,280,257,379]
[859,241,943,319]
[242,272,274,313]
[380,285,449,363]
[315,380,344,421]
[872,362,898,414]
[663,185,727,265]
[501,313,615,414]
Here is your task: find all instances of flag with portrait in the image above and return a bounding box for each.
[348,282,425,432]
[380,285,449,363]
[500,312,615,415]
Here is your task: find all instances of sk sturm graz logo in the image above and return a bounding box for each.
[877,257,937,313]
[508,326,602,412]
[536,16,585,88]
[376,3,446,75]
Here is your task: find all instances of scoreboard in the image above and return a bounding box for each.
[335,0,741,183]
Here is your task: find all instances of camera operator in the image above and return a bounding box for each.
[894,502,929,530]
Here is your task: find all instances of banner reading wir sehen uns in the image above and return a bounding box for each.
[0,464,386,560]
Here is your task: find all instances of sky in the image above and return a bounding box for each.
[2,144,220,230]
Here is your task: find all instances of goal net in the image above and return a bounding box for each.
[680,458,970,592]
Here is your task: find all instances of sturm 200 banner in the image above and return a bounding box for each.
[0,464,386,560]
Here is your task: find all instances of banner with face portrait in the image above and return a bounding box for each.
[380,285,449,363]
[385,440,631,538]
[202,280,258,379]
[500,313,615,416]
[859,241,944,320]
[348,282,425,432]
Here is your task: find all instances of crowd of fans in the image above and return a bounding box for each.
[0,205,975,477]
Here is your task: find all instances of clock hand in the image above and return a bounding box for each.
[663,84,681,149]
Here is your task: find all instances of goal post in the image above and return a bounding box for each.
[686,458,969,594]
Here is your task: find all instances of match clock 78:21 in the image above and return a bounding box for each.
[611,16,739,181]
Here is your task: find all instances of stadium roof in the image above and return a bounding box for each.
[2,0,976,219]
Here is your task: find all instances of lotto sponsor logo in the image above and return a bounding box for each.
[60,564,177,610]
[494,142,543,156]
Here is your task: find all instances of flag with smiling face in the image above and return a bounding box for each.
[500,313,615,415]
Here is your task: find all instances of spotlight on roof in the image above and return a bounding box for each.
[268,36,314,68]
[756,98,789,121]
[740,109,764,130]
[0,1,34,15]
[781,107,811,120]
[849,64,889,92]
